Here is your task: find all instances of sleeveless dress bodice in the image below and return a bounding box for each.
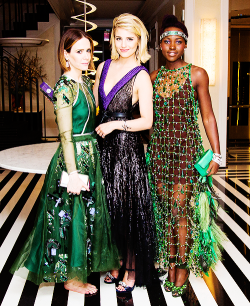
[97,59,156,286]
[148,64,204,186]
[147,65,226,276]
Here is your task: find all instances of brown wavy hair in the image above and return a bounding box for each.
[58,28,95,72]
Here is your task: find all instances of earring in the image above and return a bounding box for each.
[65,59,70,68]
[135,47,139,61]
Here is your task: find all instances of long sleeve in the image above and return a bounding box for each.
[53,79,77,174]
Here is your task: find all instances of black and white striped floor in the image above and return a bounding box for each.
[0,153,250,306]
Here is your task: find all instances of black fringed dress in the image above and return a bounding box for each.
[97,59,156,286]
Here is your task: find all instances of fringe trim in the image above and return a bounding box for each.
[189,179,227,276]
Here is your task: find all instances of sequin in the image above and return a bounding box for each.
[147,64,211,276]
[98,59,156,286]
[10,75,120,285]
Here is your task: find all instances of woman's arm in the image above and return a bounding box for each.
[93,62,104,107]
[192,66,220,175]
[95,70,153,137]
[150,69,158,84]
[54,84,89,193]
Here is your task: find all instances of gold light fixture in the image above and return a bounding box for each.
[71,0,98,74]
[200,19,216,86]
[71,0,97,32]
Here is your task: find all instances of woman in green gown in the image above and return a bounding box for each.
[146,15,226,297]
[11,28,119,295]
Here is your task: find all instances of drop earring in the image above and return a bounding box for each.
[65,59,70,68]
[135,47,139,61]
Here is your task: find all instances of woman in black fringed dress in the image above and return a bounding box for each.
[93,13,156,291]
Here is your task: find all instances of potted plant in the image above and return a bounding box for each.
[6,49,47,110]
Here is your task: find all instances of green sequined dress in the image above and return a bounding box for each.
[146,64,225,276]
[11,75,120,285]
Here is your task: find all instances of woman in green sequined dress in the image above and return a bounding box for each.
[11,29,119,295]
[147,15,226,297]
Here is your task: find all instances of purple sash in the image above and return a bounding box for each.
[99,59,148,110]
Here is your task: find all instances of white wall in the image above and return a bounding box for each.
[26,14,60,138]
[185,0,228,167]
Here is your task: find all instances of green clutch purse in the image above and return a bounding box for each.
[194,149,213,177]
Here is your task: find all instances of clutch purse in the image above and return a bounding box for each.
[60,171,89,191]
[194,149,213,177]
[40,81,54,101]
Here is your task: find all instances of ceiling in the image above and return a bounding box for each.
[49,0,250,31]
[74,0,146,20]
[49,0,149,29]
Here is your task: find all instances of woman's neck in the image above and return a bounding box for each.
[165,58,187,70]
[116,54,139,67]
[64,70,83,83]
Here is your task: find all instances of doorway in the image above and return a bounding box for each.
[228,28,250,145]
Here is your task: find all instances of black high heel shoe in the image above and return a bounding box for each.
[116,268,135,293]
[104,271,119,284]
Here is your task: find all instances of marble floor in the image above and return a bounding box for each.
[0,148,250,306]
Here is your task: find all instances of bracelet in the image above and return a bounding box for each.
[122,120,130,131]
[69,170,79,175]
[212,153,222,166]
[213,153,222,158]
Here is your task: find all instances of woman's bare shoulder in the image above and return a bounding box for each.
[96,61,105,73]
[150,69,160,84]
[191,65,208,79]
[191,65,209,87]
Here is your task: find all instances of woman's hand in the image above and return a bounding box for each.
[95,122,116,138]
[206,160,219,176]
[67,172,90,194]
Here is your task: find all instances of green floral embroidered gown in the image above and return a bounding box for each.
[11,75,120,284]
[146,65,226,276]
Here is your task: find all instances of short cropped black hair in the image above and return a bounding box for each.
[161,14,188,38]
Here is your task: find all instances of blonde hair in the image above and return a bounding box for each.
[110,13,151,63]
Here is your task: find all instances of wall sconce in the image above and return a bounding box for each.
[200,19,216,86]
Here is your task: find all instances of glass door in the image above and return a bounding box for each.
[228,28,250,143]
